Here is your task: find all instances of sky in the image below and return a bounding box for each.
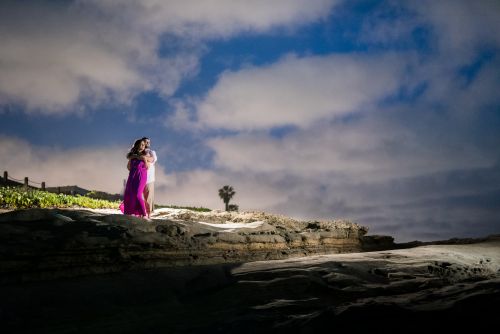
[1,0,499,242]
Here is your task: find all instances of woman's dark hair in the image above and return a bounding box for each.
[126,139,145,158]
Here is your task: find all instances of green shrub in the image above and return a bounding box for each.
[0,187,212,212]
[0,187,120,209]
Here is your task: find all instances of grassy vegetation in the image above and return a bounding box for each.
[154,204,211,212]
[0,186,212,212]
[0,187,119,209]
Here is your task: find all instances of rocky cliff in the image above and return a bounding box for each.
[0,208,376,283]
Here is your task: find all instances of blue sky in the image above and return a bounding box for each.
[1,0,499,242]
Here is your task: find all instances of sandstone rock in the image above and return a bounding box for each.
[0,208,370,283]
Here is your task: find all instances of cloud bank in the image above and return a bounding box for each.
[0,0,339,112]
[197,53,407,130]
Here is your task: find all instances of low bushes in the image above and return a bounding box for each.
[0,187,120,209]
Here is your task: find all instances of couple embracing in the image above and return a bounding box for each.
[121,137,157,219]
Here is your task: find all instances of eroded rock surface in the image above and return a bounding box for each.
[1,239,499,333]
[0,208,371,283]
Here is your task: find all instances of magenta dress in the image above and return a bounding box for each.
[121,159,148,217]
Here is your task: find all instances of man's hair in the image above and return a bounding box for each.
[141,137,149,141]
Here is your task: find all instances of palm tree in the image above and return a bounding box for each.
[218,185,236,211]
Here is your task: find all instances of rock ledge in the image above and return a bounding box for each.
[0,208,372,283]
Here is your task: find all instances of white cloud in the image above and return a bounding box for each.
[157,169,286,211]
[358,2,420,47]
[0,136,163,194]
[207,110,495,181]
[418,55,500,114]
[412,0,500,58]
[0,0,339,113]
[81,0,338,38]
[356,1,500,113]
[197,53,408,130]
[358,1,500,62]
[155,155,500,242]
[165,99,201,131]
[199,95,500,242]
[158,0,500,242]
[0,3,166,112]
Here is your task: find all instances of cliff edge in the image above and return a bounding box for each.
[0,208,374,283]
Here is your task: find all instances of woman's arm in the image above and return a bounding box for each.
[143,155,154,163]
[129,154,153,163]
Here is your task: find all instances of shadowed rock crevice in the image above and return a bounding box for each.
[1,240,498,333]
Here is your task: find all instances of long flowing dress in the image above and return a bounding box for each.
[121,159,148,217]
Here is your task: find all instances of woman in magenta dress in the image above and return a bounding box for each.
[121,139,150,218]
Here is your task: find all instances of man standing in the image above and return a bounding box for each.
[142,137,157,218]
